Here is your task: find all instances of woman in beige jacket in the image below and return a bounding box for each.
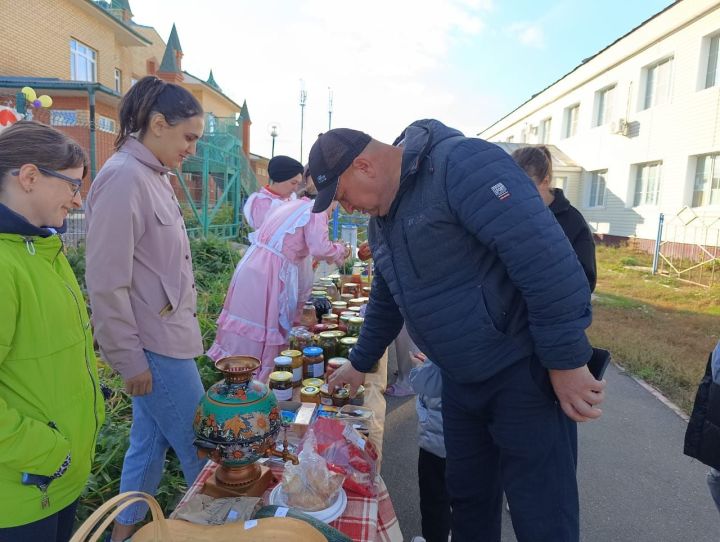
[85,76,206,542]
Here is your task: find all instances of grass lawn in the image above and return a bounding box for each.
[588,245,720,413]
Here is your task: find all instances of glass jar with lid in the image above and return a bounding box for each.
[321,313,339,326]
[302,377,324,388]
[269,371,293,401]
[273,355,293,374]
[338,336,358,358]
[350,384,365,406]
[289,327,314,353]
[300,385,320,404]
[332,387,350,407]
[300,302,317,328]
[280,349,304,387]
[331,301,348,317]
[303,346,325,379]
[347,317,364,337]
[319,384,334,406]
[319,278,339,301]
[317,331,339,361]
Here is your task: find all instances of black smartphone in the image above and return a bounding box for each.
[587,347,611,381]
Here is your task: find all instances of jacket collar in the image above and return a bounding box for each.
[120,137,172,175]
[549,188,571,214]
[0,202,55,237]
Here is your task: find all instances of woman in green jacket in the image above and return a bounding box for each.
[0,121,104,541]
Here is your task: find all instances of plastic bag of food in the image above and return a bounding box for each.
[281,429,344,511]
[310,417,378,497]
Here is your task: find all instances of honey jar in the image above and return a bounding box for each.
[269,371,292,401]
[300,385,320,404]
[280,349,304,387]
[302,377,324,388]
[273,356,293,374]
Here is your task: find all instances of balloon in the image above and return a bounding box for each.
[21,87,36,102]
[38,95,53,108]
[32,100,41,109]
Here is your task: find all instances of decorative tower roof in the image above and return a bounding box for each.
[167,23,183,53]
[158,24,184,82]
[240,100,251,123]
[207,70,220,90]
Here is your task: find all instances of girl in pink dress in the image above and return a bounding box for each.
[242,155,303,235]
[209,198,348,381]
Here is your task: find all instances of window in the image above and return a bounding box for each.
[588,170,606,208]
[693,153,720,207]
[70,39,97,82]
[707,35,720,89]
[643,57,673,109]
[633,162,662,206]
[114,68,122,93]
[563,104,579,138]
[554,176,568,192]
[538,117,551,144]
[50,110,78,127]
[97,116,116,133]
[595,85,615,126]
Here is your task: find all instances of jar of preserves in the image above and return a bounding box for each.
[340,293,354,304]
[303,346,325,379]
[350,384,365,406]
[300,385,321,404]
[321,313,339,326]
[273,355,293,374]
[332,387,350,407]
[349,306,361,315]
[341,283,359,298]
[280,349,304,387]
[269,371,293,401]
[338,336,358,358]
[300,303,317,328]
[362,286,371,296]
[348,298,364,309]
[327,357,349,374]
[331,301,348,317]
[320,278,339,301]
[347,317,364,337]
[288,327,312,353]
[319,384,334,406]
[328,273,342,289]
[318,330,340,361]
[302,377,324,388]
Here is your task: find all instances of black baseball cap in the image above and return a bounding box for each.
[308,128,372,213]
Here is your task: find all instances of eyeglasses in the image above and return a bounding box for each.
[9,166,83,197]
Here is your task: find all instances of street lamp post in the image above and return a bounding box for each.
[299,80,307,162]
[328,87,333,130]
[269,124,279,158]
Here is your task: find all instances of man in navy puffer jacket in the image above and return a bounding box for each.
[310,120,606,542]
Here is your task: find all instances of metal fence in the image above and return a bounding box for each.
[654,207,720,287]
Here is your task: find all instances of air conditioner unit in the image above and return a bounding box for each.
[610,118,628,136]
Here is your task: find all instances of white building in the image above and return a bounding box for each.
[479,0,720,250]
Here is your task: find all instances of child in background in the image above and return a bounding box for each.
[409,352,450,542]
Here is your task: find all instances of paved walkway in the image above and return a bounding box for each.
[382,361,720,541]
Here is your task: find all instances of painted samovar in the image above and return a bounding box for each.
[193,356,296,496]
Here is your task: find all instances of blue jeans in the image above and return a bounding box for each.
[0,499,77,542]
[708,468,720,515]
[442,356,579,542]
[116,351,206,525]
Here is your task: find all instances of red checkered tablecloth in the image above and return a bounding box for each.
[171,460,403,542]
